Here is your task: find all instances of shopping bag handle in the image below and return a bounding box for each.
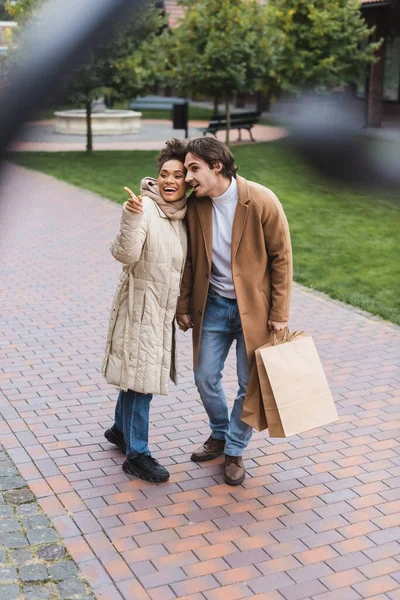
[270,328,303,346]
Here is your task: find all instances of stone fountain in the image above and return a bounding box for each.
[54,98,141,135]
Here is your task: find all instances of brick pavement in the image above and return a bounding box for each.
[1,163,400,600]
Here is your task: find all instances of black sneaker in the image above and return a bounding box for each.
[104,426,126,454]
[122,454,170,483]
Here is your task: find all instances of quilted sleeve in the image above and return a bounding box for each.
[110,202,148,265]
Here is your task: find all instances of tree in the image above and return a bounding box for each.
[0,0,13,20]
[263,0,381,94]
[159,0,272,143]
[60,5,164,152]
[5,0,40,21]
[6,0,165,151]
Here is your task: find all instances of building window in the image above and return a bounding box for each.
[383,35,400,102]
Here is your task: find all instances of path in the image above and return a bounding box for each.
[9,120,287,152]
[1,164,400,600]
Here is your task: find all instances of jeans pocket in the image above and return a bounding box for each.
[207,288,219,302]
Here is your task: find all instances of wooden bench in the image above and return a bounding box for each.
[203,111,261,141]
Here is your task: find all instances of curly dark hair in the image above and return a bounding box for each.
[157,139,187,172]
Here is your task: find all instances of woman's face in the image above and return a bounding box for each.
[157,159,187,202]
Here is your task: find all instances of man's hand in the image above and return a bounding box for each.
[177,313,193,332]
[124,186,143,214]
[268,320,288,333]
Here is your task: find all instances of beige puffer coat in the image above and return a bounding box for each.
[102,183,187,395]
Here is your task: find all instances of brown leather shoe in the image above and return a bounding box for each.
[191,435,225,462]
[223,455,245,486]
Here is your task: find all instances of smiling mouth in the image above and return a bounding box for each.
[163,187,177,193]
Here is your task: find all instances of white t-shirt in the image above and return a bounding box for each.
[209,177,238,299]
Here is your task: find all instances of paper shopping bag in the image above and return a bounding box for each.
[241,329,289,433]
[258,332,338,437]
[240,359,268,431]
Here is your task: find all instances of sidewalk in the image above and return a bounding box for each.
[1,163,400,600]
[9,119,287,152]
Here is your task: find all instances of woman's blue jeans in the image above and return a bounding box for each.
[114,389,153,458]
[194,288,253,456]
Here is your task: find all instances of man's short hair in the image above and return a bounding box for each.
[186,137,237,178]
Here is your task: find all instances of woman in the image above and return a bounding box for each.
[102,139,188,483]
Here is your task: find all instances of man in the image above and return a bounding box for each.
[177,137,292,486]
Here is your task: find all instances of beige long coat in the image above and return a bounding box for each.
[103,197,187,394]
[177,174,292,406]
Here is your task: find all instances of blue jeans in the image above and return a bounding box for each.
[194,288,253,456]
[114,389,153,458]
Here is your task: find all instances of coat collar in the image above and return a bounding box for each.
[232,175,249,261]
[195,175,250,267]
[236,174,251,205]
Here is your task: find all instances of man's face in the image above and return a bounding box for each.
[184,153,221,198]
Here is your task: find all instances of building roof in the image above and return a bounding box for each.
[163,0,184,28]
[360,0,390,4]
[162,0,390,27]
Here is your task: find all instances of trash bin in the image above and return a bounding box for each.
[172,100,189,138]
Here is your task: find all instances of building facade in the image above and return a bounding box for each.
[361,0,400,127]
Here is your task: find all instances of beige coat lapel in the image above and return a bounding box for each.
[196,198,213,270]
[231,175,250,262]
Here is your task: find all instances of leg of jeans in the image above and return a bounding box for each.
[122,389,152,458]
[194,296,233,440]
[114,390,124,432]
[225,322,253,457]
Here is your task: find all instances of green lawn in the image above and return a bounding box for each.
[8,143,400,325]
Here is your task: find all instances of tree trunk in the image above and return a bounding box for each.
[235,93,246,108]
[256,91,271,112]
[86,100,93,153]
[225,98,231,145]
[366,42,386,127]
[213,96,219,114]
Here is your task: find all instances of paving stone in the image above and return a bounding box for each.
[3,489,34,504]
[37,544,66,561]
[0,464,19,477]
[0,505,14,517]
[0,532,28,548]
[57,577,87,599]
[19,563,49,582]
[0,476,26,491]
[10,548,36,565]
[22,515,51,530]
[0,518,21,533]
[23,584,54,600]
[27,527,58,545]
[0,584,19,600]
[0,493,4,505]
[0,566,18,580]
[48,560,78,581]
[0,549,7,564]
[17,504,40,517]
